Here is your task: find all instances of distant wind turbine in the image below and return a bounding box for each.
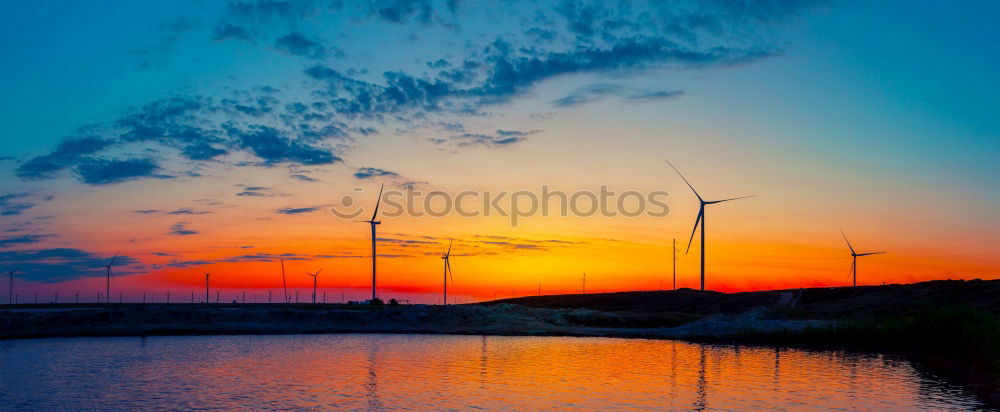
[666,160,755,291]
[7,267,15,305]
[441,241,454,305]
[205,273,210,304]
[841,230,885,287]
[357,183,385,302]
[280,258,289,303]
[306,269,324,304]
[104,252,119,303]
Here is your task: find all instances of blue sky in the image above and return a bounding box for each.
[0,0,998,298]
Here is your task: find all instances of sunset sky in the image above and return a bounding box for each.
[1,0,998,303]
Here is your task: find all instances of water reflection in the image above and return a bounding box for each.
[479,335,487,389]
[365,338,382,411]
[694,345,708,411]
[0,335,986,410]
[773,347,781,386]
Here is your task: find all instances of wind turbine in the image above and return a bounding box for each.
[357,183,385,302]
[205,273,210,304]
[441,241,454,305]
[666,160,755,291]
[306,269,323,304]
[841,231,885,287]
[7,267,14,305]
[104,252,119,304]
[280,258,289,303]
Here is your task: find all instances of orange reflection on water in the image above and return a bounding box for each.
[1,335,984,410]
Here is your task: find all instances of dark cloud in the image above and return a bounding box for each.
[301,27,773,138]
[434,129,537,148]
[163,259,215,268]
[371,0,436,24]
[400,181,428,190]
[552,83,624,107]
[182,142,229,160]
[0,234,54,248]
[212,24,255,41]
[0,248,138,283]
[16,136,113,180]
[164,251,361,268]
[354,167,399,180]
[236,186,273,197]
[624,89,685,102]
[229,125,341,165]
[169,222,199,236]
[167,208,212,215]
[17,0,809,188]
[554,84,685,107]
[17,92,347,185]
[134,210,160,214]
[377,237,438,245]
[0,193,36,216]
[221,95,279,118]
[290,174,318,182]
[75,158,166,185]
[466,37,771,106]
[226,0,321,21]
[275,206,321,215]
[274,32,327,59]
[16,135,167,185]
[117,97,209,143]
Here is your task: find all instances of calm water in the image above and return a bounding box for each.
[0,334,987,411]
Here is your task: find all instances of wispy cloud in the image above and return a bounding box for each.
[354,167,399,180]
[169,222,199,236]
[0,248,138,282]
[275,206,322,215]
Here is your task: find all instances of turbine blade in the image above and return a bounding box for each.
[446,240,453,257]
[857,252,885,256]
[841,230,855,255]
[706,195,756,204]
[846,260,855,283]
[686,207,704,254]
[447,259,454,284]
[371,183,385,221]
[664,159,703,202]
[316,269,324,276]
[109,251,120,267]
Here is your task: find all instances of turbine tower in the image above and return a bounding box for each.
[441,241,454,305]
[7,268,15,305]
[357,183,385,302]
[673,238,680,291]
[306,269,323,304]
[205,273,210,304]
[666,160,754,291]
[104,252,119,304]
[841,231,885,287]
[280,258,289,303]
